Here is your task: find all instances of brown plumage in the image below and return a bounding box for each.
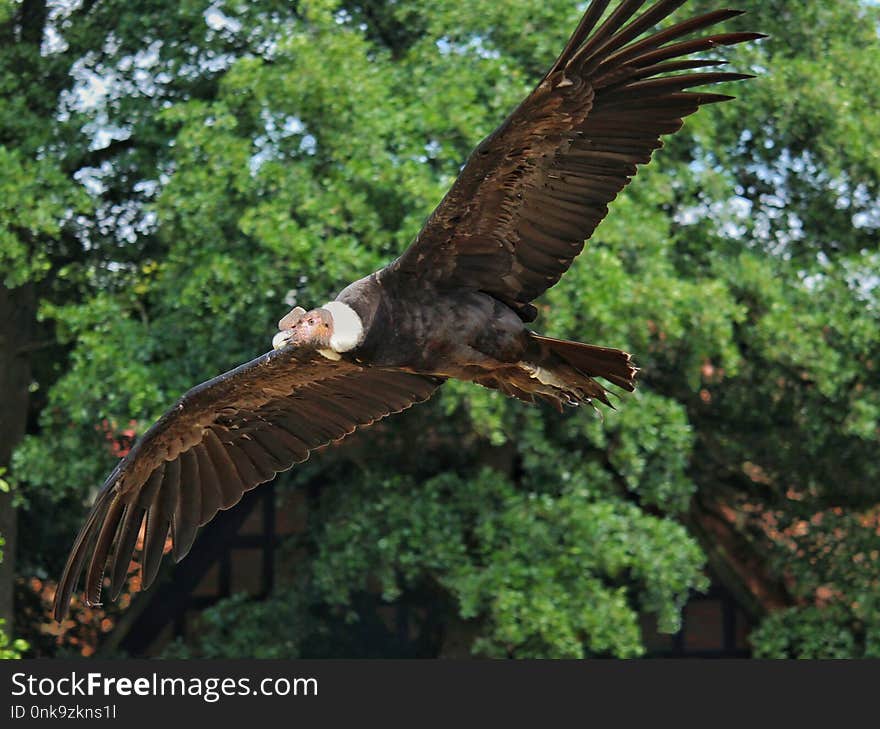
[54,348,440,619]
[394,2,760,321]
[54,0,763,620]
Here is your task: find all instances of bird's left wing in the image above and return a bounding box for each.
[391,0,762,320]
[53,345,442,620]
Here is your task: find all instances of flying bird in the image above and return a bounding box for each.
[54,0,762,620]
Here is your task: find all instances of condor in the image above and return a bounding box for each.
[54,0,762,619]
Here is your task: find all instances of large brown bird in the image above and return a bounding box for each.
[54,0,762,620]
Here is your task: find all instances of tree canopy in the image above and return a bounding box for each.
[2,0,878,658]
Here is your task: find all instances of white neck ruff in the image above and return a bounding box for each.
[323,301,364,353]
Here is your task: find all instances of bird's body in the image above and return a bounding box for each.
[54,0,764,620]
[308,268,632,407]
[342,273,527,374]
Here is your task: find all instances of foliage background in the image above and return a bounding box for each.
[1,0,878,658]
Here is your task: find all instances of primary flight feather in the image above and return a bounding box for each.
[54,0,763,620]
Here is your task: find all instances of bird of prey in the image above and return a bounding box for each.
[54,0,762,620]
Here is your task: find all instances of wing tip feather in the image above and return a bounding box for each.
[52,485,119,622]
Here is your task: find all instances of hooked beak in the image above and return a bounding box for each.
[272,329,295,350]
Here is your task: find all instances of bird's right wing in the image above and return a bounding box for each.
[53,344,442,620]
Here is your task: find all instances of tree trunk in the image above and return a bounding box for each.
[0,283,35,633]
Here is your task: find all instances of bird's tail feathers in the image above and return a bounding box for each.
[532,335,638,393]
[505,334,638,410]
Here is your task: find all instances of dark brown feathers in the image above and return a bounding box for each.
[53,345,441,620]
[392,0,762,321]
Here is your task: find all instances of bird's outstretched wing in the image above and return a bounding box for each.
[53,345,442,620]
[392,0,762,320]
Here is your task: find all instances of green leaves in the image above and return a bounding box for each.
[6,0,879,658]
[751,606,860,660]
[309,467,705,657]
[0,619,28,660]
[0,148,89,287]
[0,534,28,659]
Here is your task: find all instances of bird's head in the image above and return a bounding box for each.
[272,306,332,350]
[272,301,364,355]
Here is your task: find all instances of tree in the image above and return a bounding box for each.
[678,0,880,656]
[5,0,878,658]
[1,0,310,649]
